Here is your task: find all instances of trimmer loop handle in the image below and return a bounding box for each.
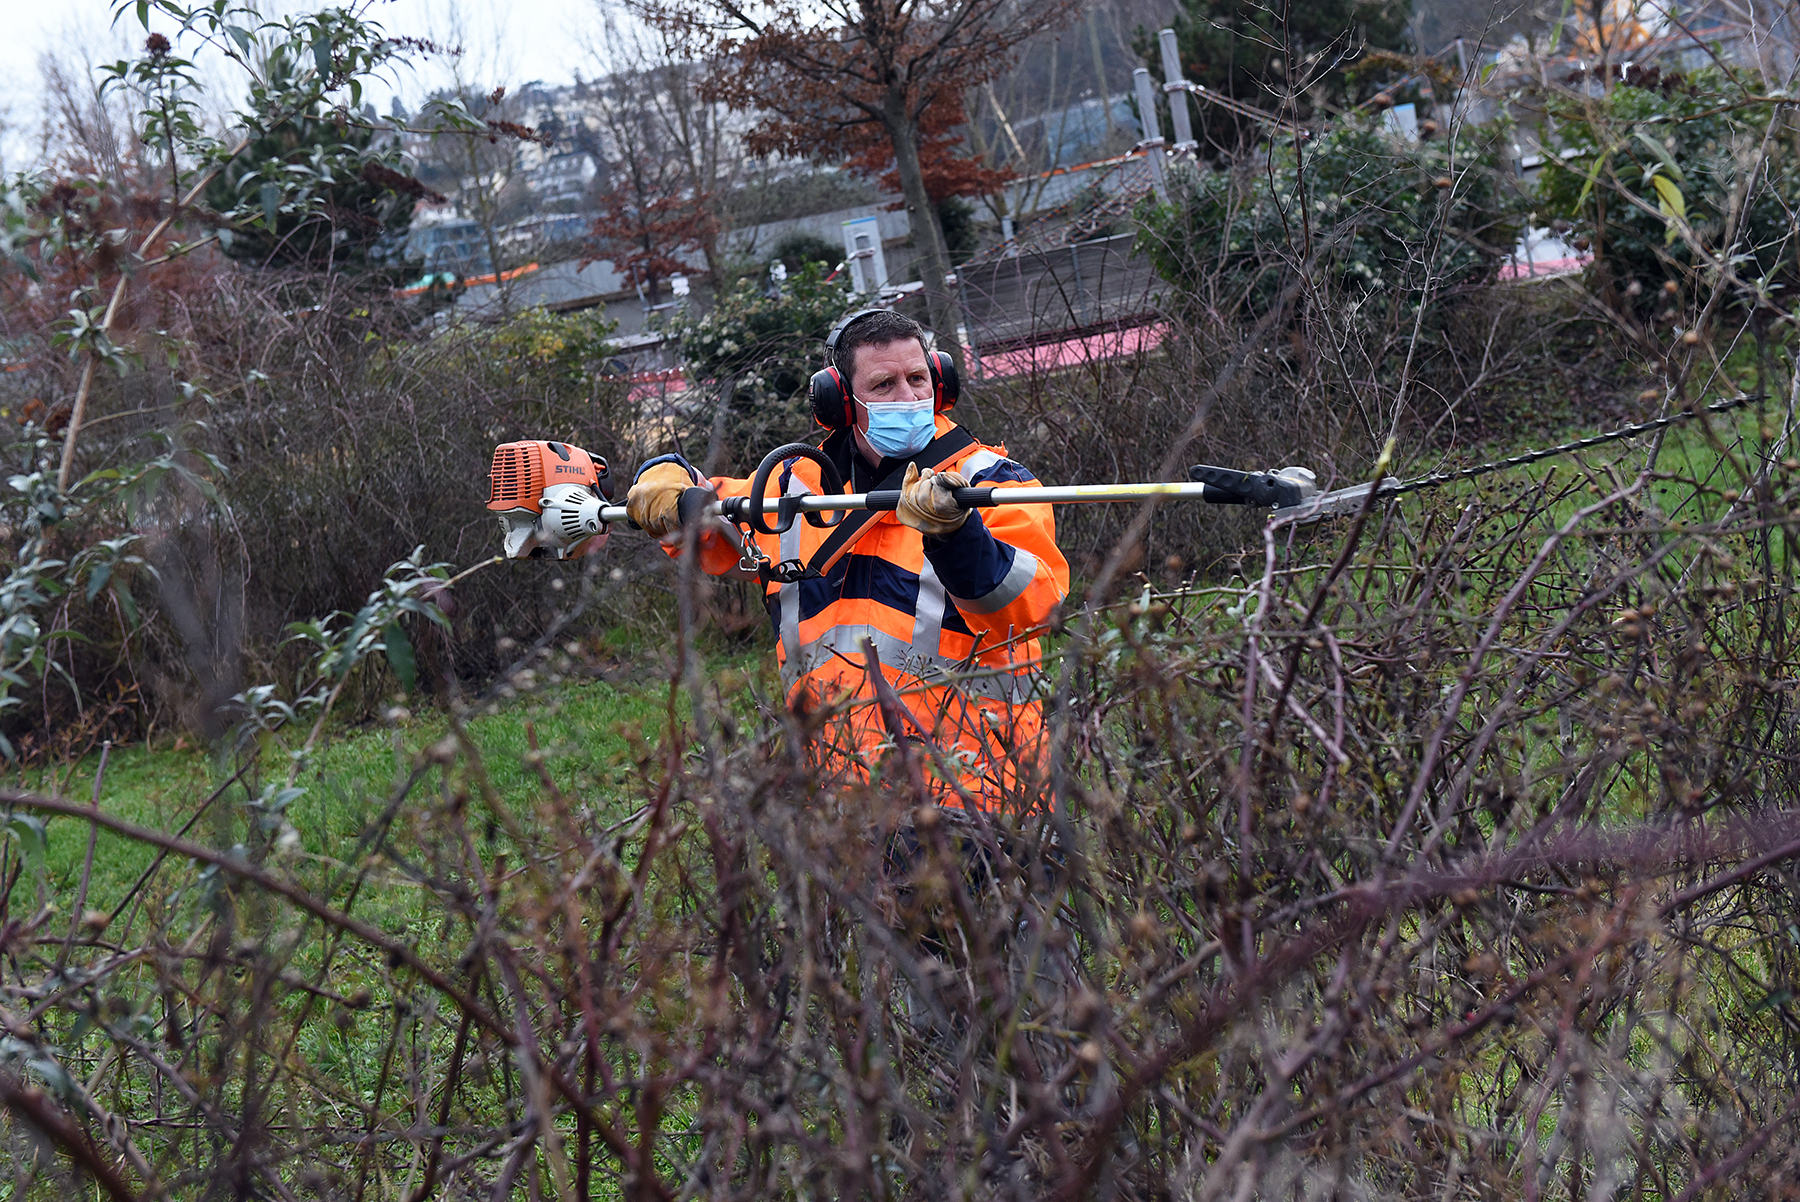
[745,443,847,535]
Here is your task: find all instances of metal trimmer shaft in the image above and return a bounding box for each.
[597,480,1318,527]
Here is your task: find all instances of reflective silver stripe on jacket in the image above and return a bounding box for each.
[912,555,948,662]
[783,625,1042,705]
[957,448,1003,481]
[768,450,1042,706]
[946,547,1041,615]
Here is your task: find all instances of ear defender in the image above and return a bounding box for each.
[810,308,885,431]
[808,365,854,430]
[928,350,960,413]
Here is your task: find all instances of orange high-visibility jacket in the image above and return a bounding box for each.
[640,416,1070,808]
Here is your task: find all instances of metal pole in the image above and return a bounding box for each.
[1068,243,1086,325]
[1158,29,1197,156]
[593,479,1392,525]
[599,482,1228,526]
[1132,67,1170,203]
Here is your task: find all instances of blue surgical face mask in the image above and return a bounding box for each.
[862,398,936,460]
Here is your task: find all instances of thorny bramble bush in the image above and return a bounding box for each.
[3,409,1800,1198]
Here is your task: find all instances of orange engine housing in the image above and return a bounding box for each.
[487,440,612,511]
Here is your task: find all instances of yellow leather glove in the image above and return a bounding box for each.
[626,462,702,538]
[896,462,970,538]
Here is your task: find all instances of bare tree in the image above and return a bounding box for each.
[405,4,554,311]
[626,0,1076,367]
[577,12,742,298]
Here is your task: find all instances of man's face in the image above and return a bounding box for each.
[849,338,935,433]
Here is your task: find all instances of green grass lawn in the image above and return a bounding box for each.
[3,649,770,913]
[0,658,781,1176]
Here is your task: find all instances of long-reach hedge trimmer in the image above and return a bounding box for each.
[485,439,1379,563]
[487,395,1758,564]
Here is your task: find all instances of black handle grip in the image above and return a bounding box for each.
[1189,465,1305,508]
[676,487,715,527]
[862,487,995,512]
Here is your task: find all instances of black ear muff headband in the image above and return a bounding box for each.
[807,309,961,431]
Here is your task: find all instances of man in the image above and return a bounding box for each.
[626,309,1069,810]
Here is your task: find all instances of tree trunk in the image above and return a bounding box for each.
[884,91,967,375]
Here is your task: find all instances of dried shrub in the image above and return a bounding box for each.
[5,272,669,742]
[3,404,1800,1198]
